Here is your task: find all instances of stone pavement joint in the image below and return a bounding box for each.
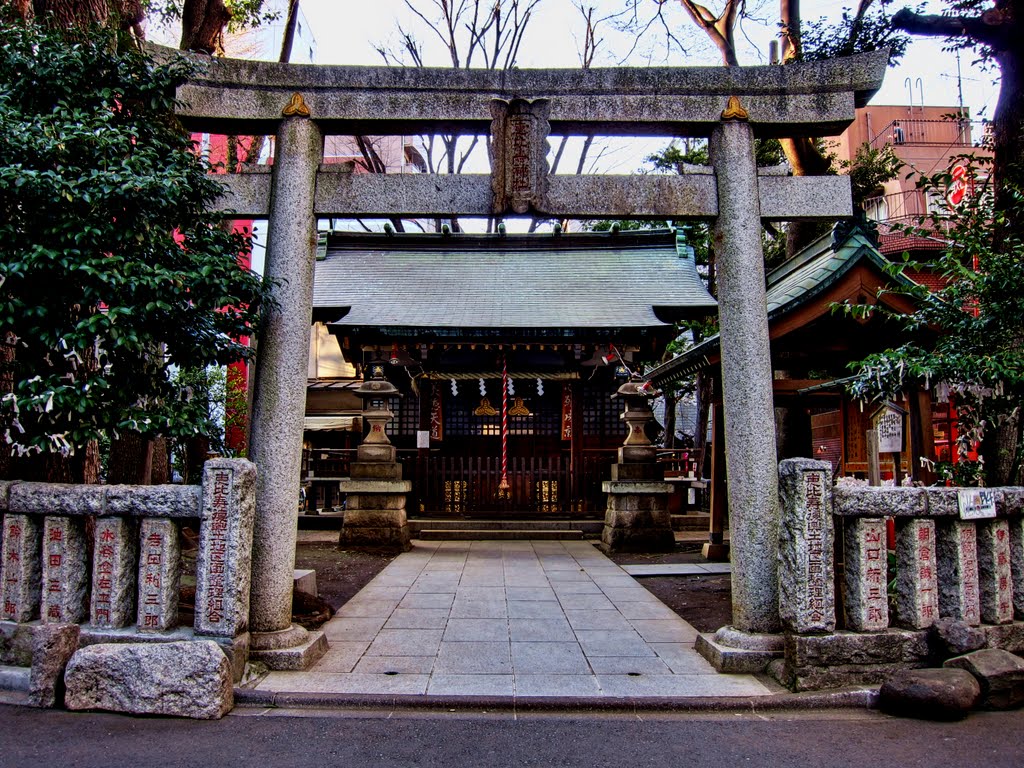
[249,540,770,699]
[621,563,733,577]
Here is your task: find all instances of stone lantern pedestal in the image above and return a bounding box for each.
[339,368,412,552]
[601,378,674,553]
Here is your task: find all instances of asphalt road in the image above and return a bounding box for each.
[2,704,1022,768]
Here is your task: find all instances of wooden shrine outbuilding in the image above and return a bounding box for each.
[310,228,715,517]
[646,222,947,553]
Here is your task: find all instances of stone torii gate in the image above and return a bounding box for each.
[169,49,887,668]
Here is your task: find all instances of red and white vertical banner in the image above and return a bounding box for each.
[497,356,511,498]
[561,382,573,441]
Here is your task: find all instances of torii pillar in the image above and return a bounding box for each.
[708,101,781,636]
[247,94,329,668]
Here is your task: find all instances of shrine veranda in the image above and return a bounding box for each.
[4,47,1024,699]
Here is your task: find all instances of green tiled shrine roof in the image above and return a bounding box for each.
[314,230,716,332]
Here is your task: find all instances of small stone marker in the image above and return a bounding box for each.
[976,519,1014,625]
[194,459,257,637]
[844,517,889,630]
[1,514,41,622]
[136,518,180,632]
[90,517,137,628]
[894,519,939,629]
[778,459,835,633]
[938,521,981,626]
[41,517,88,625]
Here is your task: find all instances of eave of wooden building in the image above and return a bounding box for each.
[646,225,921,387]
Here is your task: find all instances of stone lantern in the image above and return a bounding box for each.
[600,376,675,552]
[338,364,412,551]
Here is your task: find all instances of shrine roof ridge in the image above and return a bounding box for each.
[321,228,683,251]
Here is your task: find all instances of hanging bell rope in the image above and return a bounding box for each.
[497,352,511,500]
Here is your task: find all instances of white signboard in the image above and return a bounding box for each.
[416,430,430,449]
[958,488,996,520]
[876,407,903,453]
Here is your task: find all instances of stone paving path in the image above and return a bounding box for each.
[254,540,771,698]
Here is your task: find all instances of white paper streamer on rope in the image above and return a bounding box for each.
[450,379,458,396]
[536,378,544,396]
[479,378,486,396]
[507,378,515,396]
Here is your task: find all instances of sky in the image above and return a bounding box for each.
[243,0,1002,257]
[299,0,1001,123]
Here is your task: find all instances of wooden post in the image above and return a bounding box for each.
[867,428,881,486]
[703,394,729,561]
[570,380,583,514]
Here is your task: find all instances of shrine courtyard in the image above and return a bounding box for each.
[241,536,771,701]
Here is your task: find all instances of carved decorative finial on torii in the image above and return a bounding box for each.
[721,95,749,121]
[282,92,311,118]
[489,98,551,215]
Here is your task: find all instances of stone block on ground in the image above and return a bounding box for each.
[927,618,986,661]
[64,640,233,719]
[944,648,1024,710]
[27,623,79,708]
[878,668,980,721]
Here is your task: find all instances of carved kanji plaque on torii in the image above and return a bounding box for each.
[490,98,551,215]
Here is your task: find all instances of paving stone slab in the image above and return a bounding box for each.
[443,619,509,643]
[509,618,575,642]
[434,641,512,674]
[515,674,602,697]
[511,641,589,675]
[428,674,514,696]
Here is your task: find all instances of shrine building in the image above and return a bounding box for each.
[305,228,715,518]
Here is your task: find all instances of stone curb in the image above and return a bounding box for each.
[233,686,877,714]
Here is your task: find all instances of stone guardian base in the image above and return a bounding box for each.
[600,481,674,553]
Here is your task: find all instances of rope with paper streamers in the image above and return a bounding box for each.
[496,353,511,500]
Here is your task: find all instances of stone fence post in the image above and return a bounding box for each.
[778,459,835,634]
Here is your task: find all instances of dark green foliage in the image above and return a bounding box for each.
[0,23,270,459]
[844,159,1024,484]
[799,1,913,64]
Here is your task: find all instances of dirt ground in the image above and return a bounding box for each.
[294,535,732,634]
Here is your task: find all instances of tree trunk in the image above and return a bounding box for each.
[107,431,153,484]
[179,0,232,54]
[778,0,833,256]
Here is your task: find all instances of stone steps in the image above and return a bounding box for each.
[416,528,586,541]
[672,513,711,532]
[408,518,602,534]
